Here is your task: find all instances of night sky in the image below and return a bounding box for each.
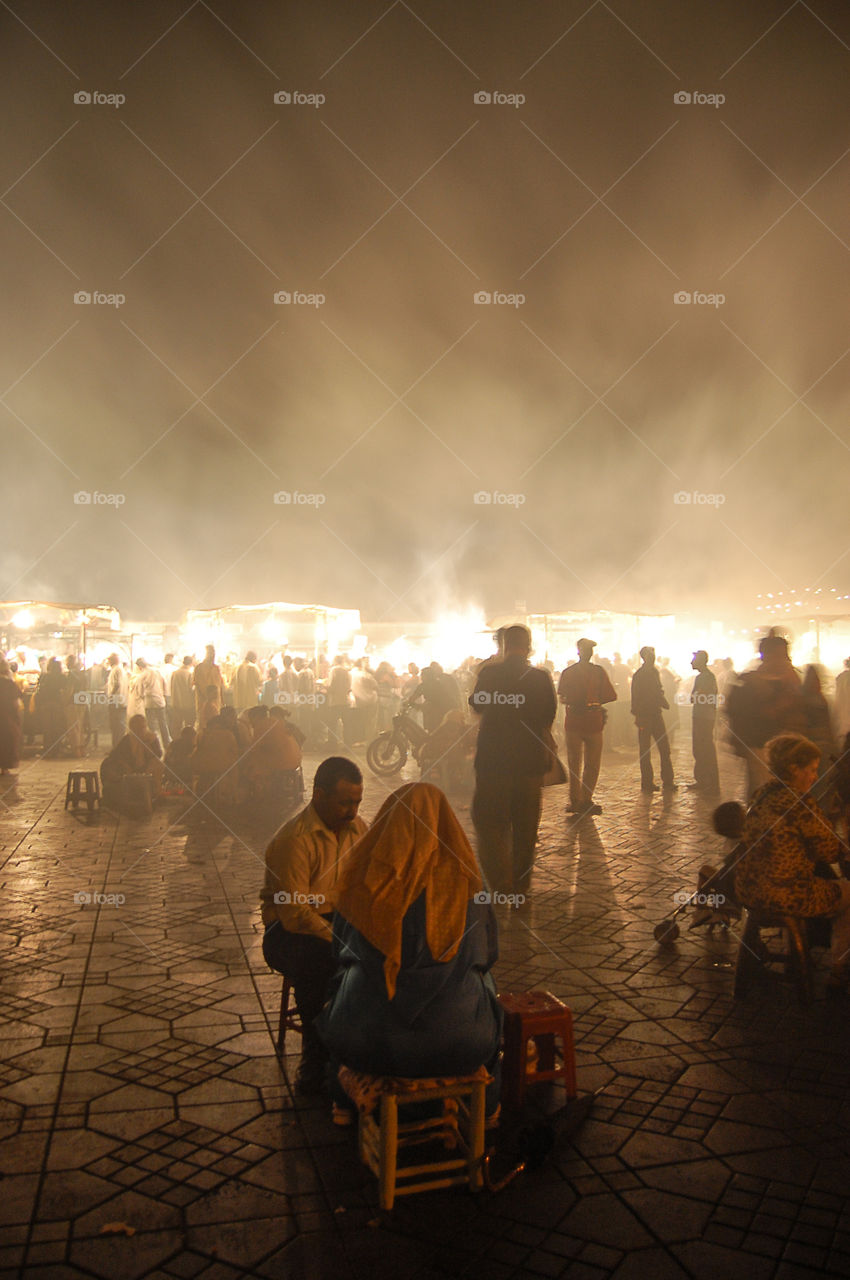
[2,0,849,627]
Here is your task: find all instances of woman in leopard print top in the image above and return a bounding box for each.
[735,734,850,985]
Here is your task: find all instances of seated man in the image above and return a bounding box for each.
[260,757,367,1092]
[100,714,164,810]
[163,725,196,791]
[190,714,240,806]
[242,704,303,801]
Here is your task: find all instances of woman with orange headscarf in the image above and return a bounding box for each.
[316,782,502,1110]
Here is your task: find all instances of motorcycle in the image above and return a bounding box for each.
[366,699,430,776]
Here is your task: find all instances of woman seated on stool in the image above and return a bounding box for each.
[735,733,850,991]
[316,781,502,1121]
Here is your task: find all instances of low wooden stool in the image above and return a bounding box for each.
[341,1068,489,1210]
[733,910,814,1005]
[499,990,577,1110]
[65,771,101,812]
[276,975,302,1057]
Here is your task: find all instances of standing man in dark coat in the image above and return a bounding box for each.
[557,638,617,816]
[689,650,720,794]
[469,625,557,896]
[631,646,676,793]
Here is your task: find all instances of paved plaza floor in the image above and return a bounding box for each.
[2,737,850,1279]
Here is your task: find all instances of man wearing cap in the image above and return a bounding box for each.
[557,639,617,816]
[630,646,676,793]
[689,650,720,794]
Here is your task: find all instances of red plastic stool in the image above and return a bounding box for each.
[499,990,577,1110]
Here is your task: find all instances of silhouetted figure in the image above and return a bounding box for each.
[631,646,675,793]
[689,650,719,794]
[726,631,806,798]
[557,638,617,816]
[469,624,557,894]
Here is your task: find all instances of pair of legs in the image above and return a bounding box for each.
[637,715,674,789]
[692,718,720,793]
[263,919,336,1087]
[472,772,542,896]
[565,727,603,810]
[145,705,171,748]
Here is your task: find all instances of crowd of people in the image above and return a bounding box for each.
[6,624,850,1124]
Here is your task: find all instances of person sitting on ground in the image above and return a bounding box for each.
[189,713,240,806]
[241,703,302,800]
[219,704,252,754]
[100,713,164,808]
[316,781,503,1123]
[163,726,196,791]
[734,733,850,992]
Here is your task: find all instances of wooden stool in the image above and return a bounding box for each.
[65,771,101,812]
[733,910,814,1005]
[276,975,302,1056]
[348,1071,488,1210]
[499,990,577,1110]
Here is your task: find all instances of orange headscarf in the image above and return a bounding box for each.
[335,782,483,999]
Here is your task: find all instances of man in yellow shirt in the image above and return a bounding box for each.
[261,757,366,1092]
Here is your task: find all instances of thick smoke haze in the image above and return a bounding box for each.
[2,0,849,626]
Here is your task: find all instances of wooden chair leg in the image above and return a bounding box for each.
[467,1079,486,1191]
[784,917,813,1005]
[378,1093,398,1211]
[733,913,762,998]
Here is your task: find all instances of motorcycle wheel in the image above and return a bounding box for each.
[366,733,407,776]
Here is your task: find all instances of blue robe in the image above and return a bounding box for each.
[316,894,502,1081]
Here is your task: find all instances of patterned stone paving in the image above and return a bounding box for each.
[3,742,850,1278]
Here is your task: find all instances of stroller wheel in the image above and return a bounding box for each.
[654,920,680,943]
